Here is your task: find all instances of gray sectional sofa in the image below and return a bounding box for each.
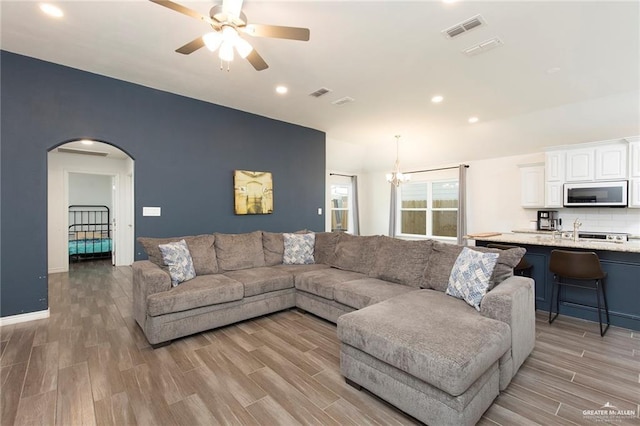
[133,230,535,425]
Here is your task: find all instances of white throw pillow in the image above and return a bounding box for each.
[159,239,196,286]
[446,247,499,311]
[283,233,315,265]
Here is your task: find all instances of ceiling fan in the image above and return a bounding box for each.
[150,0,310,71]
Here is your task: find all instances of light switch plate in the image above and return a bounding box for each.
[317,208,323,215]
[143,207,161,217]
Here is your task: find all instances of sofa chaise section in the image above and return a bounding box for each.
[337,286,521,426]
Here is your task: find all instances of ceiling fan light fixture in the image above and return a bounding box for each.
[219,41,235,62]
[203,32,223,51]
[235,37,254,58]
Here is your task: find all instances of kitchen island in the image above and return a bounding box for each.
[472,232,640,331]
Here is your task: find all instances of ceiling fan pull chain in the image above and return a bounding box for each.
[219,59,230,71]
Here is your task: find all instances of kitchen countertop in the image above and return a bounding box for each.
[468,232,640,253]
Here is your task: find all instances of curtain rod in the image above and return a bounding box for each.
[329,173,356,178]
[405,164,469,175]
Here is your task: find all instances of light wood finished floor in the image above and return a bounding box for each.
[1,261,638,425]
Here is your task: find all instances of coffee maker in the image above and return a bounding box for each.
[537,210,559,231]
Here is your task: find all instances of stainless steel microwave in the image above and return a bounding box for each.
[563,181,628,207]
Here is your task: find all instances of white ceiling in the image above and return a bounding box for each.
[2,1,639,171]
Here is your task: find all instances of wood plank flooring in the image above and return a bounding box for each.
[1,260,639,425]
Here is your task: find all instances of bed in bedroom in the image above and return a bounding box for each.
[68,205,113,262]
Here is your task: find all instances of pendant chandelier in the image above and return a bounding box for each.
[386,135,411,186]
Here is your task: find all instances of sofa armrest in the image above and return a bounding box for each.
[132,261,171,326]
[480,276,535,376]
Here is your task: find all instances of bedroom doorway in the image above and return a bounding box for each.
[47,140,135,273]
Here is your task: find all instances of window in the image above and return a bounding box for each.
[330,183,351,232]
[398,179,458,238]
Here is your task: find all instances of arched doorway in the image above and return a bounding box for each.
[47,139,135,273]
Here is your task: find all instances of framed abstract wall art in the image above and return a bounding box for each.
[234,170,274,215]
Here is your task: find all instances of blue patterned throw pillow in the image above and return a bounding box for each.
[283,233,315,265]
[159,239,196,287]
[446,247,499,311]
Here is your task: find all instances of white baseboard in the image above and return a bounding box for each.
[48,267,67,274]
[0,309,50,326]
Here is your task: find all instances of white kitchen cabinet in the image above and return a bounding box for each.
[545,151,565,182]
[519,163,545,207]
[630,179,640,208]
[565,148,594,182]
[565,142,627,182]
[545,181,563,208]
[595,143,627,180]
[629,140,640,178]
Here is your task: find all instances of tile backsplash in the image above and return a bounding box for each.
[556,208,640,236]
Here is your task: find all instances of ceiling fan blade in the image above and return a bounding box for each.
[243,24,310,41]
[175,36,206,55]
[246,49,269,71]
[149,0,217,26]
[222,0,244,20]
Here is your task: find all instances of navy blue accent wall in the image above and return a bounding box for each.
[0,51,325,317]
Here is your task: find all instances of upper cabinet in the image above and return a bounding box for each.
[628,138,640,208]
[545,151,565,182]
[629,139,640,178]
[595,143,627,180]
[519,163,545,208]
[565,148,595,182]
[563,141,628,182]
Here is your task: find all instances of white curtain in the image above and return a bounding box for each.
[457,165,468,245]
[351,175,360,235]
[389,183,397,237]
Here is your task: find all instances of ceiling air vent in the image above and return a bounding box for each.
[309,87,332,98]
[332,96,354,106]
[462,37,503,56]
[442,15,486,39]
[58,147,109,157]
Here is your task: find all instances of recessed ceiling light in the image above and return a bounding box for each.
[39,3,64,18]
[275,85,288,95]
[546,67,561,75]
[468,116,479,124]
[80,139,94,145]
[431,95,444,103]
[443,0,457,3]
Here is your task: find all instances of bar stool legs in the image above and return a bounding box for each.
[595,278,610,337]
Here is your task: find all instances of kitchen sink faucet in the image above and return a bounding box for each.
[573,218,582,242]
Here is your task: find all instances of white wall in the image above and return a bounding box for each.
[69,173,113,211]
[48,151,134,273]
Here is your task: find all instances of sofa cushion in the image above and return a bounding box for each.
[158,239,196,287]
[295,268,366,300]
[446,247,499,311]
[262,231,285,266]
[371,237,433,287]
[215,231,266,271]
[337,289,511,396]
[334,278,420,310]
[138,234,218,275]
[314,232,339,264]
[147,274,243,316]
[283,233,315,264]
[272,263,331,277]
[224,267,294,297]
[330,233,380,275]
[423,241,525,292]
